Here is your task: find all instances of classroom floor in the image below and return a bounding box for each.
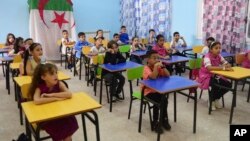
[1,62,250,141]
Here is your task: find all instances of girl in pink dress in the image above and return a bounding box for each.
[28,63,78,141]
[242,50,250,68]
[197,42,232,110]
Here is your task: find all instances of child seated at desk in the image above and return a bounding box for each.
[8,37,26,57]
[142,50,171,133]
[74,32,92,75]
[242,50,250,68]
[102,40,126,101]
[170,31,187,57]
[197,41,232,110]
[130,36,146,64]
[24,38,33,49]
[200,37,215,57]
[19,43,45,76]
[5,33,15,48]
[152,34,173,72]
[28,63,78,141]
[61,30,75,69]
[88,36,106,84]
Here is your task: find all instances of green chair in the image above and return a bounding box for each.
[119,45,130,59]
[187,58,202,102]
[127,66,153,130]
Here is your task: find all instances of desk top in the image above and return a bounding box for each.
[0,48,9,53]
[10,62,21,69]
[14,71,71,87]
[0,56,13,62]
[176,46,193,52]
[221,52,235,58]
[100,61,143,72]
[141,76,199,94]
[131,50,147,57]
[21,92,102,123]
[211,67,250,80]
[160,56,190,64]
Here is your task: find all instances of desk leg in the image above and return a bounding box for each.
[99,75,103,104]
[6,62,10,94]
[79,56,82,80]
[14,81,17,101]
[138,88,145,133]
[247,85,250,102]
[229,80,238,124]
[157,97,164,141]
[25,117,32,141]
[84,111,100,141]
[193,89,197,133]
[174,92,177,122]
[81,114,88,141]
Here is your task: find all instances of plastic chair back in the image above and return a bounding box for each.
[13,55,22,63]
[102,39,109,48]
[0,43,4,48]
[164,42,170,49]
[88,37,95,44]
[82,46,91,55]
[127,66,144,81]
[119,45,130,53]
[235,53,245,65]
[192,45,204,54]
[141,38,148,45]
[188,58,202,69]
[21,83,30,99]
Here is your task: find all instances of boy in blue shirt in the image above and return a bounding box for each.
[74,32,91,74]
[119,26,129,44]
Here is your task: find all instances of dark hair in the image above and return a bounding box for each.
[107,40,118,49]
[78,32,85,37]
[96,29,103,36]
[94,36,104,41]
[113,33,119,38]
[24,38,33,43]
[23,43,42,75]
[206,37,215,42]
[62,30,68,33]
[13,37,24,54]
[209,41,221,50]
[121,25,126,29]
[5,33,16,46]
[149,29,155,33]
[173,32,180,36]
[28,63,58,100]
[132,36,138,42]
[146,50,158,58]
[156,34,164,42]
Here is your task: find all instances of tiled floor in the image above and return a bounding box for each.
[0,62,250,141]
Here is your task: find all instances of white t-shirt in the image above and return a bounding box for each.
[61,38,74,54]
[200,46,209,56]
[170,40,184,53]
[90,46,105,55]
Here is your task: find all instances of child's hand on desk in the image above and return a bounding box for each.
[41,93,53,98]
[226,67,234,71]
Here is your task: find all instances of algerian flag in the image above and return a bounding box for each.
[28,0,77,60]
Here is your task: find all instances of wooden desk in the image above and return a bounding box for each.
[211,67,250,124]
[22,92,102,141]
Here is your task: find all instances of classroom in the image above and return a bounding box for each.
[0,0,250,141]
